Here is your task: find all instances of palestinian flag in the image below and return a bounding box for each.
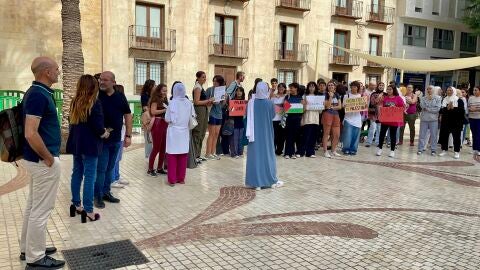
[284,100,303,114]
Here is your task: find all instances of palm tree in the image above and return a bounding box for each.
[61,0,84,148]
[463,0,480,34]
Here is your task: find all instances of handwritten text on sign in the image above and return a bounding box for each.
[229,100,248,116]
[379,106,404,123]
[306,96,325,111]
[344,96,368,113]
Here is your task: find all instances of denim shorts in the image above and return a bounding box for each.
[208,116,222,125]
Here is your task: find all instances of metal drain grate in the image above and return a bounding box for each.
[62,240,148,270]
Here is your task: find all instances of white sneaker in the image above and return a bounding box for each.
[376,148,382,156]
[295,154,301,158]
[324,151,332,158]
[284,155,290,159]
[255,187,261,191]
[453,152,460,159]
[212,154,221,160]
[439,151,447,157]
[235,155,239,159]
[332,151,341,157]
[272,180,284,188]
[309,155,316,158]
[389,151,395,158]
[417,151,422,155]
[117,179,129,185]
[111,182,125,189]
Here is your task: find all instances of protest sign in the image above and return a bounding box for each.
[379,106,404,122]
[214,86,226,102]
[229,100,247,116]
[306,96,325,111]
[344,96,368,113]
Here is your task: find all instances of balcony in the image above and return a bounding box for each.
[128,25,176,52]
[363,51,392,67]
[331,0,363,20]
[208,35,249,59]
[366,5,395,25]
[329,47,359,66]
[275,0,311,12]
[274,42,309,63]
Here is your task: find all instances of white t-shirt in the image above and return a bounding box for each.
[343,93,362,128]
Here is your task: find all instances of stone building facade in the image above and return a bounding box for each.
[0,0,397,97]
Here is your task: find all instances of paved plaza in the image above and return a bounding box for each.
[0,137,479,270]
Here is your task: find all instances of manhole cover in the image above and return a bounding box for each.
[62,240,148,270]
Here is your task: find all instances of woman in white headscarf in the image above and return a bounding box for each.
[438,86,465,159]
[417,85,442,155]
[165,82,195,186]
[245,81,283,190]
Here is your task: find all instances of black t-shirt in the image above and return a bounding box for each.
[99,90,131,143]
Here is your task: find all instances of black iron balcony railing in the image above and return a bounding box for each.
[329,47,360,66]
[128,25,176,52]
[331,0,363,19]
[209,35,249,59]
[275,0,311,12]
[366,4,395,24]
[274,42,309,62]
[363,51,392,67]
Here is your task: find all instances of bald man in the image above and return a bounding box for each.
[20,57,65,269]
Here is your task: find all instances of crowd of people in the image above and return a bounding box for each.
[16,56,480,269]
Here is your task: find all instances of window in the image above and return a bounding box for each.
[432,0,440,15]
[371,0,383,13]
[135,61,164,94]
[278,70,297,85]
[366,74,381,84]
[415,0,423,12]
[403,24,427,47]
[135,3,164,38]
[368,35,383,55]
[334,30,350,54]
[433,28,454,50]
[336,0,347,7]
[214,15,236,45]
[278,23,298,60]
[460,32,477,52]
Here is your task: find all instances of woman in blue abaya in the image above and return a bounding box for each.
[245,81,284,190]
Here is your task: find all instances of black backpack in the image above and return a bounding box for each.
[0,102,24,162]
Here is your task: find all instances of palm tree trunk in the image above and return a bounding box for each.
[61,0,84,152]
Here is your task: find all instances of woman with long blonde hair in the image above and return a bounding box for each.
[67,74,110,223]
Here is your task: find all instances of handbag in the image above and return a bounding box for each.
[189,115,198,130]
[222,118,234,136]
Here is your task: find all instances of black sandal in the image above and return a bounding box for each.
[70,205,83,217]
[81,210,100,223]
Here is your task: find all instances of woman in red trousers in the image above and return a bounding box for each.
[147,84,169,177]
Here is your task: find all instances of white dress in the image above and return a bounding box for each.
[165,101,194,154]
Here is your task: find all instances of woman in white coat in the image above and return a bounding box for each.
[165,82,195,186]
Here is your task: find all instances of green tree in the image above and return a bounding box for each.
[463,0,480,34]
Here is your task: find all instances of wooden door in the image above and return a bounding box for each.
[215,66,237,87]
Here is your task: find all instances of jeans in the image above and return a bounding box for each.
[144,131,153,158]
[342,121,360,154]
[273,121,286,155]
[95,142,121,199]
[367,121,381,145]
[284,116,302,156]
[378,125,398,151]
[462,123,470,142]
[302,124,318,157]
[71,155,98,213]
[418,120,438,153]
[400,113,417,143]
[229,128,244,157]
[470,118,480,152]
[113,141,123,181]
